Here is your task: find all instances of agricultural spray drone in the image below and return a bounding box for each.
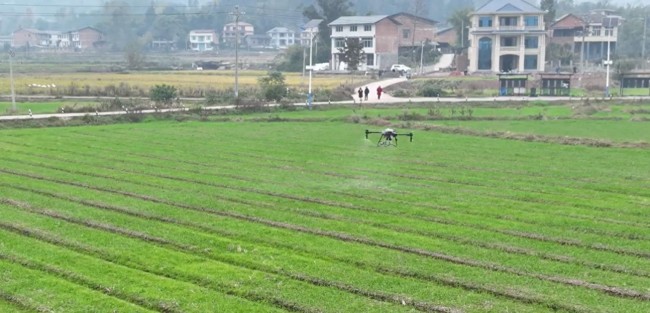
[365,128,413,147]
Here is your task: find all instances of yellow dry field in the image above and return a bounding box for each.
[2,70,355,94]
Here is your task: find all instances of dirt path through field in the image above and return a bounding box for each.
[352,77,408,103]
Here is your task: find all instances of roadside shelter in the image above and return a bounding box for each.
[497,73,530,96]
[619,72,650,96]
[538,73,573,96]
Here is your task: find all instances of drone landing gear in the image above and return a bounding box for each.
[377,135,397,147]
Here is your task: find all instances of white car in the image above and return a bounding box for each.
[390,64,411,72]
[306,63,330,71]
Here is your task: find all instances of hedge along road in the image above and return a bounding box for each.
[2,77,650,121]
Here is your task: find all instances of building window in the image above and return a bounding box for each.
[553,29,574,37]
[336,26,343,32]
[524,16,539,27]
[479,16,493,27]
[364,24,372,31]
[478,37,492,70]
[524,36,538,49]
[366,54,374,66]
[351,25,357,32]
[362,37,373,48]
[335,38,345,48]
[501,36,517,47]
[403,29,411,39]
[524,55,538,70]
[592,27,601,36]
[499,17,518,26]
[605,28,613,36]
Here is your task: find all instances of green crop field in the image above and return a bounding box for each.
[0,105,649,313]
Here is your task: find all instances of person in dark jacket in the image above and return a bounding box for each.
[358,88,363,101]
[364,86,370,100]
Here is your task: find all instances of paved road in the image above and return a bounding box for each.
[2,76,648,121]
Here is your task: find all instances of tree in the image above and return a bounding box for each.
[276,45,306,72]
[96,1,139,51]
[303,0,354,62]
[449,7,473,50]
[546,43,574,66]
[150,84,177,105]
[338,38,366,71]
[258,71,288,102]
[541,0,556,28]
[125,40,146,69]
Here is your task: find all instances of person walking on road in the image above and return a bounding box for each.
[376,86,383,100]
[364,86,369,100]
[358,88,363,102]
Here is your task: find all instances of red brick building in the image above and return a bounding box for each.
[329,12,437,70]
[70,27,105,50]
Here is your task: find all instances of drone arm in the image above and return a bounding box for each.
[365,129,382,139]
[395,133,414,142]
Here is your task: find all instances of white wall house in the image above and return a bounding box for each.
[467,0,547,73]
[329,15,400,71]
[189,29,218,51]
[266,27,297,49]
[300,19,322,46]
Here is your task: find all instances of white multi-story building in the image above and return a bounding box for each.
[300,19,322,47]
[189,29,218,51]
[266,27,296,49]
[467,0,547,73]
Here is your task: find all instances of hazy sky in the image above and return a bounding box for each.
[576,0,645,4]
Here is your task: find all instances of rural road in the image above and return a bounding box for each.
[1,77,648,121]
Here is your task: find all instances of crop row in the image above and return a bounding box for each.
[2,144,648,259]
[2,121,648,312]
[4,131,648,241]
[1,169,648,310]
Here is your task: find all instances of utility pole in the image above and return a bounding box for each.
[419,41,425,74]
[643,16,648,61]
[9,49,16,112]
[580,15,591,73]
[308,27,315,109]
[461,19,464,50]
[604,16,616,97]
[230,5,244,101]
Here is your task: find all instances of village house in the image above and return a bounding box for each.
[266,27,297,49]
[188,29,218,51]
[328,12,437,71]
[245,34,271,49]
[467,0,547,73]
[222,21,254,47]
[12,28,65,48]
[549,10,622,67]
[12,26,104,50]
[69,27,105,50]
[300,19,322,47]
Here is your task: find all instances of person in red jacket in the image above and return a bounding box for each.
[376,86,383,100]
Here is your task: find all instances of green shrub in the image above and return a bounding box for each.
[150,84,177,105]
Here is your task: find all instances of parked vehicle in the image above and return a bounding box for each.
[390,64,411,72]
